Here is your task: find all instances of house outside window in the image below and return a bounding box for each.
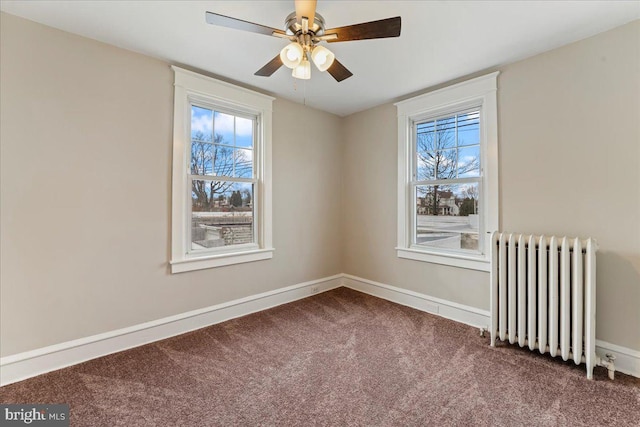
[170,67,274,273]
[395,72,499,271]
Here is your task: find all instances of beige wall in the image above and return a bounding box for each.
[499,21,639,350]
[1,12,638,358]
[342,21,640,351]
[0,13,343,357]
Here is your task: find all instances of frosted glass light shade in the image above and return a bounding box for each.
[280,43,304,69]
[311,45,335,72]
[292,58,311,80]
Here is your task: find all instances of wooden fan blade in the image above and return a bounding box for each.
[206,12,286,37]
[295,0,316,26]
[255,55,284,77]
[325,16,401,43]
[327,59,353,82]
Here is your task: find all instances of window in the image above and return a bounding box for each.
[395,72,499,271]
[170,67,274,273]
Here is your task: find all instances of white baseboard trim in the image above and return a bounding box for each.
[341,274,491,330]
[595,340,640,378]
[0,274,342,386]
[341,274,640,379]
[2,273,638,385]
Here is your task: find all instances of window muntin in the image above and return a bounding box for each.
[413,110,482,254]
[189,104,257,254]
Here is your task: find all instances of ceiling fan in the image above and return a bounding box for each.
[205,0,401,82]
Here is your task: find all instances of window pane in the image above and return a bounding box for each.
[457,111,480,146]
[434,148,457,180]
[212,145,235,176]
[435,116,457,149]
[416,120,435,135]
[214,111,235,146]
[235,148,253,178]
[415,183,479,252]
[457,145,480,178]
[417,149,458,180]
[235,116,253,148]
[191,106,213,142]
[416,151,435,180]
[191,181,254,250]
[191,141,213,175]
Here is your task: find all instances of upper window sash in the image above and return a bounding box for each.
[188,103,257,181]
[411,108,482,183]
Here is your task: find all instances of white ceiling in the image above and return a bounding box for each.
[2,1,639,116]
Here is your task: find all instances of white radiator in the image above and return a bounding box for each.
[489,232,615,379]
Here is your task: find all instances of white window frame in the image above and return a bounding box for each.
[395,72,499,272]
[170,66,274,273]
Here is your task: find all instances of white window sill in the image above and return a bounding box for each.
[170,248,274,273]
[396,247,490,272]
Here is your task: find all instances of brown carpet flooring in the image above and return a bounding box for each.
[1,287,639,426]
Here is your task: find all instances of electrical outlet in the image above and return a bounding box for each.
[310,286,319,294]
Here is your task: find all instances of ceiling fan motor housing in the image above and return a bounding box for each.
[285,11,326,37]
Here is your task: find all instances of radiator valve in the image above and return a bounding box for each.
[603,353,617,380]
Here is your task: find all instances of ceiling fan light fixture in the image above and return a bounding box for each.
[280,42,304,69]
[311,45,335,72]
[206,5,401,83]
[292,58,311,80]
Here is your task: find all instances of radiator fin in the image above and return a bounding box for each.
[537,235,548,354]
